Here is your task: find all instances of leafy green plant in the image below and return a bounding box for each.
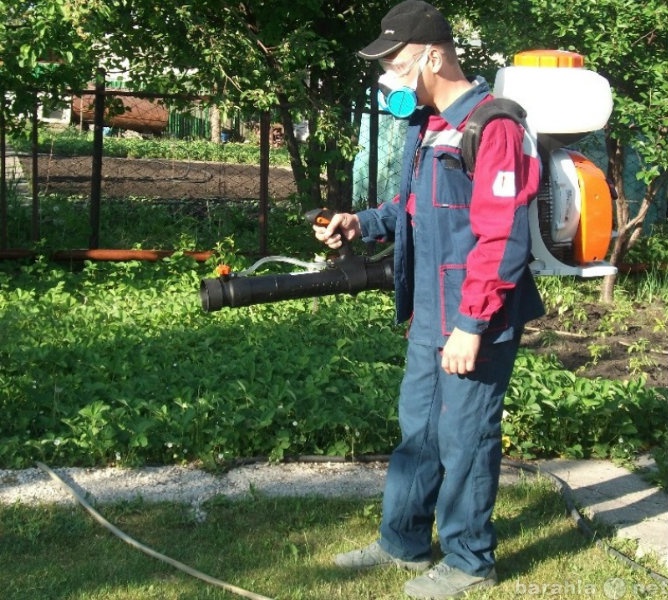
[534,277,594,333]
[1,201,668,471]
[10,126,294,166]
[583,342,611,368]
[625,224,668,268]
[649,445,668,490]
[503,351,668,461]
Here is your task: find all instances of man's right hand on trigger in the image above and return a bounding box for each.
[313,212,361,249]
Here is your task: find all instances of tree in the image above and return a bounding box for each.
[6,0,666,252]
[460,0,668,302]
[0,0,101,127]
[0,0,104,246]
[4,0,400,212]
[93,0,394,210]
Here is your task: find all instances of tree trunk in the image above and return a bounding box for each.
[600,272,617,303]
[599,134,625,303]
[276,94,314,205]
[210,105,221,144]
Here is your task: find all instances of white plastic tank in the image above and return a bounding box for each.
[493,50,613,135]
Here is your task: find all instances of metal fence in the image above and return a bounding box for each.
[0,82,402,258]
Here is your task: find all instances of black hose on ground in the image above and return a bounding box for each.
[500,458,668,587]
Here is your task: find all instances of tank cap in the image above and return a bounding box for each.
[514,50,584,68]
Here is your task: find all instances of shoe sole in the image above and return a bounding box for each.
[404,573,497,599]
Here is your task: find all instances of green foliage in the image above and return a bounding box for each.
[5,0,666,237]
[0,0,101,128]
[649,445,668,490]
[9,127,293,166]
[4,193,320,256]
[1,201,667,470]
[534,276,598,333]
[504,351,668,461]
[0,251,404,468]
[625,224,668,267]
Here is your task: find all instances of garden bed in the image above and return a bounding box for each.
[18,154,297,200]
[524,301,668,388]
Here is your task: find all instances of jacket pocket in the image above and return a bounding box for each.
[439,264,465,336]
[439,265,510,336]
[432,147,472,209]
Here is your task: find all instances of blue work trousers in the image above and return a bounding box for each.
[378,335,520,576]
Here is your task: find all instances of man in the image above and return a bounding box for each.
[313,1,545,598]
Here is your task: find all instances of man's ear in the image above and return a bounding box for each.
[429,49,442,73]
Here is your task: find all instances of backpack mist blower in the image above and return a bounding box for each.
[200,50,617,312]
[199,208,394,311]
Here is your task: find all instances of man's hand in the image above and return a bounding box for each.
[313,212,361,249]
[441,328,481,375]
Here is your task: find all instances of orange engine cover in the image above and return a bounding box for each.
[567,150,613,264]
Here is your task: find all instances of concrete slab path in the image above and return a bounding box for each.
[539,458,668,569]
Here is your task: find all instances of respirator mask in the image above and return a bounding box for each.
[377,46,431,119]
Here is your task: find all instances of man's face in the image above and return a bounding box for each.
[379,44,429,81]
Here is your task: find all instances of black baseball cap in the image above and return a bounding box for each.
[358,0,454,60]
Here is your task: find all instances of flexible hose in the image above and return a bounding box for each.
[239,255,326,276]
[500,458,668,586]
[36,457,668,596]
[237,244,394,277]
[35,461,275,600]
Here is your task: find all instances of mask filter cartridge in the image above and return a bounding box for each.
[377,85,418,119]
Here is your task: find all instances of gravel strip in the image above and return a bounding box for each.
[0,462,388,507]
[1,461,523,508]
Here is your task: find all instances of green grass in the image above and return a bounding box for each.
[4,193,315,255]
[10,127,294,166]
[0,477,664,600]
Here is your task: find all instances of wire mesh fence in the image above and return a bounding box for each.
[0,83,402,257]
[19,153,296,201]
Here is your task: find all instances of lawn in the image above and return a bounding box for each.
[1,476,665,600]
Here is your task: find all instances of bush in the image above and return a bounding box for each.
[1,202,666,471]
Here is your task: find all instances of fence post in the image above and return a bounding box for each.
[368,80,379,210]
[31,96,40,242]
[0,96,6,249]
[259,111,270,256]
[89,68,105,249]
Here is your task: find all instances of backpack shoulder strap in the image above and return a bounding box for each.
[461,97,528,173]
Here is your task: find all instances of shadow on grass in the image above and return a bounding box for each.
[0,495,386,599]
[0,481,604,600]
[493,479,595,580]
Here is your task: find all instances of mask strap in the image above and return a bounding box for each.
[418,45,432,73]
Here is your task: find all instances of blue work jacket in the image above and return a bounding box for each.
[357,78,545,347]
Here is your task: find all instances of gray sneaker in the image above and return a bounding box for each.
[404,562,498,599]
[334,541,430,571]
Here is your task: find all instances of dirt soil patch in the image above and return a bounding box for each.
[19,155,297,200]
[523,300,668,389]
